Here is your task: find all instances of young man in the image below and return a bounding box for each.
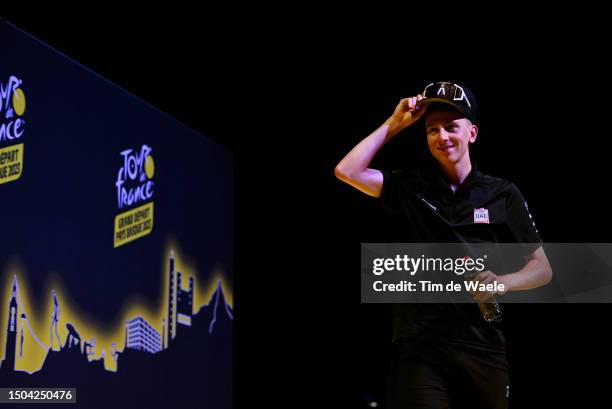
[335,81,553,409]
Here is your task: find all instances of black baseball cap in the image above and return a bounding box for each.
[415,81,477,123]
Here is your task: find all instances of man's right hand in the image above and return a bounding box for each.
[384,95,425,136]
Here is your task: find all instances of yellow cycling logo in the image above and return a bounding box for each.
[114,145,155,248]
[0,75,26,184]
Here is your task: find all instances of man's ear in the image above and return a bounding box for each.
[469,123,478,143]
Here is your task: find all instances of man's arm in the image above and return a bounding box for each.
[470,246,553,302]
[334,95,424,197]
[501,246,553,291]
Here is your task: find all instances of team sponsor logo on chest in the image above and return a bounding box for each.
[474,208,490,224]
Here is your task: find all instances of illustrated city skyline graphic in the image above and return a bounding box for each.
[0,249,233,374]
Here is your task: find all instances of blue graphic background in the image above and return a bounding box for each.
[0,20,233,408]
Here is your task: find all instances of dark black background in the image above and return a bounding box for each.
[3,12,611,408]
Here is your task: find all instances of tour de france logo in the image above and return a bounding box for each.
[113,145,155,248]
[0,75,26,185]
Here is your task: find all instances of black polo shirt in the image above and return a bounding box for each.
[378,165,542,352]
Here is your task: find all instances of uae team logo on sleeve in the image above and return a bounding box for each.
[474,208,490,224]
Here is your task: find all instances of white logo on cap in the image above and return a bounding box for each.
[452,84,471,108]
[422,82,472,109]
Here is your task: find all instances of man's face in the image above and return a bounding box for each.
[425,108,478,165]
